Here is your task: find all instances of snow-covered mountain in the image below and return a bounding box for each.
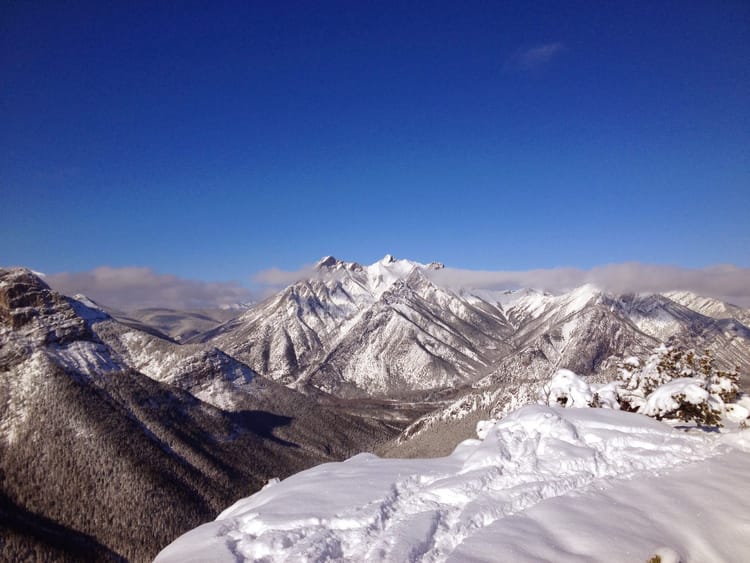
[198,256,750,402]
[198,256,514,397]
[0,268,401,561]
[664,289,750,327]
[382,288,750,457]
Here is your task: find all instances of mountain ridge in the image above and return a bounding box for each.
[197,256,750,401]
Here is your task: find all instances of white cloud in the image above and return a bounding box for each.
[252,264,318,288]
[47,266,253,310]
[426,263,750,307]
[252,260,750,306]
[508,42,566,70]
[46,261,750,311]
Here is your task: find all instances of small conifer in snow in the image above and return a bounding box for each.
[544,344,742,428]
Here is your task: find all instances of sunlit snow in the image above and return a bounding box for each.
[155,405,750,563]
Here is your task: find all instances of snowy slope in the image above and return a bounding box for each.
[155,405,750,563]
[664,290,750,326]
[93,321,266,410]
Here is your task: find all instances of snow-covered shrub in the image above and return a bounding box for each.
[539,346,742,428]
[615,346,673,412]
[654,347,738,401]
[710,370,740,403]
[639,378,722,427]
[539,369,594,408]
[615,345,741,427]
[589,381,620,409]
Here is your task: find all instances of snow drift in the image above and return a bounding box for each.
[155,405,750,562]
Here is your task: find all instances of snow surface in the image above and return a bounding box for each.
[155,405,750,563]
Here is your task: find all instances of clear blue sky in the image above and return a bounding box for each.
[2,1,748,282]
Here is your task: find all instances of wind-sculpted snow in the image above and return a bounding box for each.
[155,406,750,562]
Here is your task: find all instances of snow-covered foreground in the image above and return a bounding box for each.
[155,406,750,563]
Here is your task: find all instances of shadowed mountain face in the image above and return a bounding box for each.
[0,268,401,562]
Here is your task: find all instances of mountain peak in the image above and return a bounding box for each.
[315,256,363,272]
[316,256,341,269]
[0,266,94,341]
[0,268,55,328]
[380,254,396,264]
[0,267,52,292]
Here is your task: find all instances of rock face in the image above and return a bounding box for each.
[0,269,91,341]
[0,268,400,562]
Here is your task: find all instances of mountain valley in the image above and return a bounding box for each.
[2,257,749,561]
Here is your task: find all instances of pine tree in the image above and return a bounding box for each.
[615,345,739,427]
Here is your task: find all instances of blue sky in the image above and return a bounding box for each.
[2,1,749,287]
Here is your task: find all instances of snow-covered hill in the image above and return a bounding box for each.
[155,404,750,563]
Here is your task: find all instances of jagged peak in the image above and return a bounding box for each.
[314,255,444,276]
[316,256,340,269]
[0,266,52,291]
[315,256,363,272]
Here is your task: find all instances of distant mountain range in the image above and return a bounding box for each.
[2,257,749,560]
[108,306,244,343]
[197,255,750,398]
